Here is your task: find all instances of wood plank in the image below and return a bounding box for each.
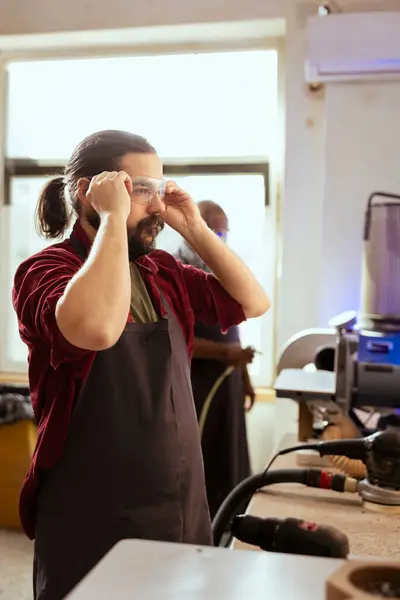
[254,388,275,403]
[0,372,29,385]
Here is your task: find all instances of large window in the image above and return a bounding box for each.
[2,49,278,386]
[6,51,277,160]
[5,177,58,365]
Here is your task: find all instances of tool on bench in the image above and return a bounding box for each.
[231,514,350,559]
[212,465,358,549]
[212,428,400,551]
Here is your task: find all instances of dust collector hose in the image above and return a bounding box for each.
[212,467,358,546]
[322,423,367,480]
[212,469,311,546]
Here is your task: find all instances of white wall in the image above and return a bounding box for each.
[278,10,326,350]
[1,0,399,358]
[320,81,400,326]
[0,0,283,35]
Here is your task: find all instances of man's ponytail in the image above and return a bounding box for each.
[35,176,70,239]
[34,130,157,239]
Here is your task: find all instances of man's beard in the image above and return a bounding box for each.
[86,211,164,260]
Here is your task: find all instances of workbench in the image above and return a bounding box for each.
[233,452,400,560]
[67,538,345,599]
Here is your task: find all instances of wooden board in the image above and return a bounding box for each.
[0,420,37,529]
[0,372,29,385]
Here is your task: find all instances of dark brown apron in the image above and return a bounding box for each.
[191,323,251,518]
[33,240,212,600]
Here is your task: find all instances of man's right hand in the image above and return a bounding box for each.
[223,344,255,367]
[85,171,133,221]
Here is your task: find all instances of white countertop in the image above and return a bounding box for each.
[67,539,344,600]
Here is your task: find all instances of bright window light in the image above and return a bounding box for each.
[6,51,277,160]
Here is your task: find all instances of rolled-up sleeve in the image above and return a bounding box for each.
[13,250,92,369]
[178,262,246,331]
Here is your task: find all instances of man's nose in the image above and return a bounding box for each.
[147,192,165,214]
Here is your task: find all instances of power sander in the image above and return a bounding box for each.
[212,428,400,548]
[315,428,400,511]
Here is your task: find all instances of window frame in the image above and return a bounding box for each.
[4,159,270,207]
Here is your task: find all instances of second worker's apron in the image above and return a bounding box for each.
[191,323,250,518]
[33,241,212,600]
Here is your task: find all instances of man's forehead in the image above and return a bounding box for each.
[119,153,163,179]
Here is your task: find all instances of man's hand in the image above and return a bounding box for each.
[79,171,133,222]
[242,366,256,412]
[223,344,255,367]
[162,181,202,235]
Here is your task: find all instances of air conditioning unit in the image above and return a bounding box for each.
[306,12,400,83]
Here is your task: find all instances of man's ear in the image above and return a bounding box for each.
[77,178,90,204]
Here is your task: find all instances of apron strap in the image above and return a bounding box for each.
[157,286,173,319]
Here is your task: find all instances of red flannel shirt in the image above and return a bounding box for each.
[13,220,245,539]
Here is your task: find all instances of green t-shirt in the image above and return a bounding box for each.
[129,262,159,324]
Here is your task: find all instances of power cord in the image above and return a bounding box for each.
[262,442,320,477]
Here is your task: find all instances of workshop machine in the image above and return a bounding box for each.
[274,192,400,507]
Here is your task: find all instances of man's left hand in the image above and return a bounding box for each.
[243,368,256,412]
[162,181,203,235]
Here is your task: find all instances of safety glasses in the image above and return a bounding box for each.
[212,229,228,242]
[130,176,166,205]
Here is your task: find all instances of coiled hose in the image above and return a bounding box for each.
[321,420,367,479]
